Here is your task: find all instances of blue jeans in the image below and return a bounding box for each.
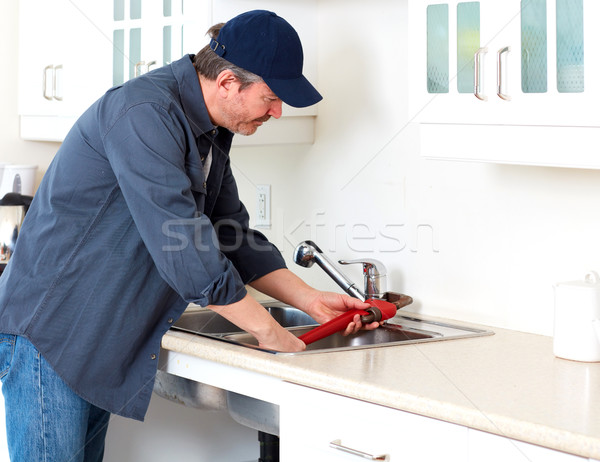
[0,334,110,462]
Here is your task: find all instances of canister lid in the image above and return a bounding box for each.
[554,271,600,289]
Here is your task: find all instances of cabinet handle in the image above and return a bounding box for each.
[329,439,390,461]
[43,65,53,100]
[497,46,511,101]
[53,64,63,101]
[134,61,145,77]
[474,47,488,101]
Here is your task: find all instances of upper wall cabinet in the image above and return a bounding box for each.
[17,0,318,145]
[18,0,112,123]
[408,0,600,169]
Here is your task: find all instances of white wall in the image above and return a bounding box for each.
[232,0,600,338]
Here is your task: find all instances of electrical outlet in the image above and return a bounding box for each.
[255,184,271,228]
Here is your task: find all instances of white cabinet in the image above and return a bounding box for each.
[279,383,588,462]
[17,0,112,117]
[279,383,467,461]
[17,0,318,145]
[408,0,600,169]
[18,0,113,140]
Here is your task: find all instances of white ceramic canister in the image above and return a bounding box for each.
[553,271,600,362]
[0,164,38,198]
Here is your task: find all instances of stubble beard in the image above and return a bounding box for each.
[219,96,270,136]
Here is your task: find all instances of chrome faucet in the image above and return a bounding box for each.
[339,258,387,299]
[293,241,387,301]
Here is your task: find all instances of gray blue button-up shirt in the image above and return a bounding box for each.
[0,55,286,420]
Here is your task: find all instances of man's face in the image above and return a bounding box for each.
[219,80,283,136]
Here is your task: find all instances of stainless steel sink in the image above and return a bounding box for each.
[170,302,493,355]
[156,302,493,435]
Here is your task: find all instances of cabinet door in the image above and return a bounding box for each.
[112,0,163,85]
[279,384,467,461]
[487,0,599,126]
[410,0,599,127]
[18,0,65,116]
[18,0,114,118]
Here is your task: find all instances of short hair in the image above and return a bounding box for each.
[193,23,263,90]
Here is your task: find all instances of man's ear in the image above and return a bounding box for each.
[215,70,237,98]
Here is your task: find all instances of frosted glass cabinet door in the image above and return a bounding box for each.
[111,0,211,86]
[112,0,162,85]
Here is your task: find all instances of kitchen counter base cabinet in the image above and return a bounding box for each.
[279,383,467,461]
[279,383,588,462]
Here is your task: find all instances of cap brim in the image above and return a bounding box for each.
[264,75,323,108]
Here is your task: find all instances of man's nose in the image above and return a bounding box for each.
[268,100,283,119]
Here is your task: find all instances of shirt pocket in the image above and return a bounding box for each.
[0,334,16,381]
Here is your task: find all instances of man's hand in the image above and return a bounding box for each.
[209,294,306,352]
[250,269,384,336]
[303,291,382,336]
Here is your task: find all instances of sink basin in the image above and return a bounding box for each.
[170,302,493,354]
[173,304,316,334]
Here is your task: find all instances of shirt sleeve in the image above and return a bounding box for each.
[101,101,247,306]
[209,156,287,284]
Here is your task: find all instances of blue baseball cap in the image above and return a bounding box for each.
[209,10,322,108]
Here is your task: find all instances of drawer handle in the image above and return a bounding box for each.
[329,439,390,461]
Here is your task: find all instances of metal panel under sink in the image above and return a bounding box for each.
[170,302,493,355]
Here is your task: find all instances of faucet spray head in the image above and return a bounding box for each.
[293,241,365,300]
[293,240,320,268]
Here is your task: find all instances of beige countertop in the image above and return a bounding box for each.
[161,314,600,459]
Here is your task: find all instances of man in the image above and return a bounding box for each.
[0,9,377,462]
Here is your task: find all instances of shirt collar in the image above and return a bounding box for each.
[172,54,216,139]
